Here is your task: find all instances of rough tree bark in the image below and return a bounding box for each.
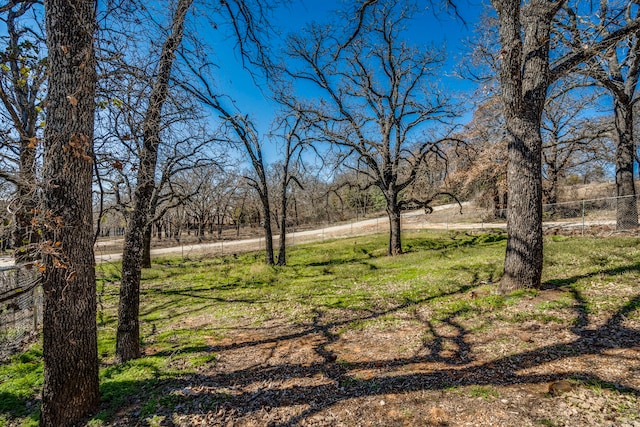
[492,0,640,292]
[40,0,99,424]
[492,0,557,293]
[116,0,192,363]
[613,98,637,229]
[141,222,153,268]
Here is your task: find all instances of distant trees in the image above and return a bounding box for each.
[541,82,611,205]
[284,0,455,255]
[447,97,508,218]
[40,0,99,424]
[559,2,640,229]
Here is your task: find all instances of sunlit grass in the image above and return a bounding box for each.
[2,230,640,425]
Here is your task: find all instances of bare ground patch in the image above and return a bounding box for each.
[105,284,640,427]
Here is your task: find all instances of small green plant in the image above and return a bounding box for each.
[468,385,499,400]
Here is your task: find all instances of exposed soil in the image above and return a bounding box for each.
[106,286,640,427]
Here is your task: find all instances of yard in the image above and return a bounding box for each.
[1,230,639,426]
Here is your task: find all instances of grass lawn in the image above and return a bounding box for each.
[1,230,639,426]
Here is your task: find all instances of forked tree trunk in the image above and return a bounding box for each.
[613,101,637,230]
[40,0,99,424]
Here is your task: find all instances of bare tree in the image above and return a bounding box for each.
[40,0,99,424]
[116,0,193,363]
[0,0,46,261]
[541,81,611,206]
[271,113,308,266]
[283,0,455,255]
[559,2,640,229]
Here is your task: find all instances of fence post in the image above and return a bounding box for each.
[582,199,585,236]
[33,284,39,331]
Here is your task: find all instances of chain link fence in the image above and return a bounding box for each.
[0,265,42,361]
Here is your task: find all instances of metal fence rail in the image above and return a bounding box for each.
[0,265,41,361]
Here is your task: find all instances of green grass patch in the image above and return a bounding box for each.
[468,385,500,400]
[3,232,640,425]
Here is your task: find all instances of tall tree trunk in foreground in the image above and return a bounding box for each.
[116,0,192,363]
[492,0,556,293]
[492,0,640,292]
[40,0,99,424]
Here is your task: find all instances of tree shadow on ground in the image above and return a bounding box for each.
[89,265,640,426]
[3,263,638,426]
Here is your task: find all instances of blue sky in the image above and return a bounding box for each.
[205,0,484,161]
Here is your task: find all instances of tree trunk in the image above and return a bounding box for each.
[500,122,544,293]
[116,0,192,363]
[277,194,287,266]
[261,192,275,265]
[116,167,153,362]
[141,222,152,269]
[492,184,502,219]
[13,143,38,262]
[40,0,99,424]
[386,197,402,256]
[613,100,637,230]
[493,0,554,292]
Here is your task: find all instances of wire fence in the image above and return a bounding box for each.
[0,265,42,361]
[402,194,639,236]
[1,194,639,360]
